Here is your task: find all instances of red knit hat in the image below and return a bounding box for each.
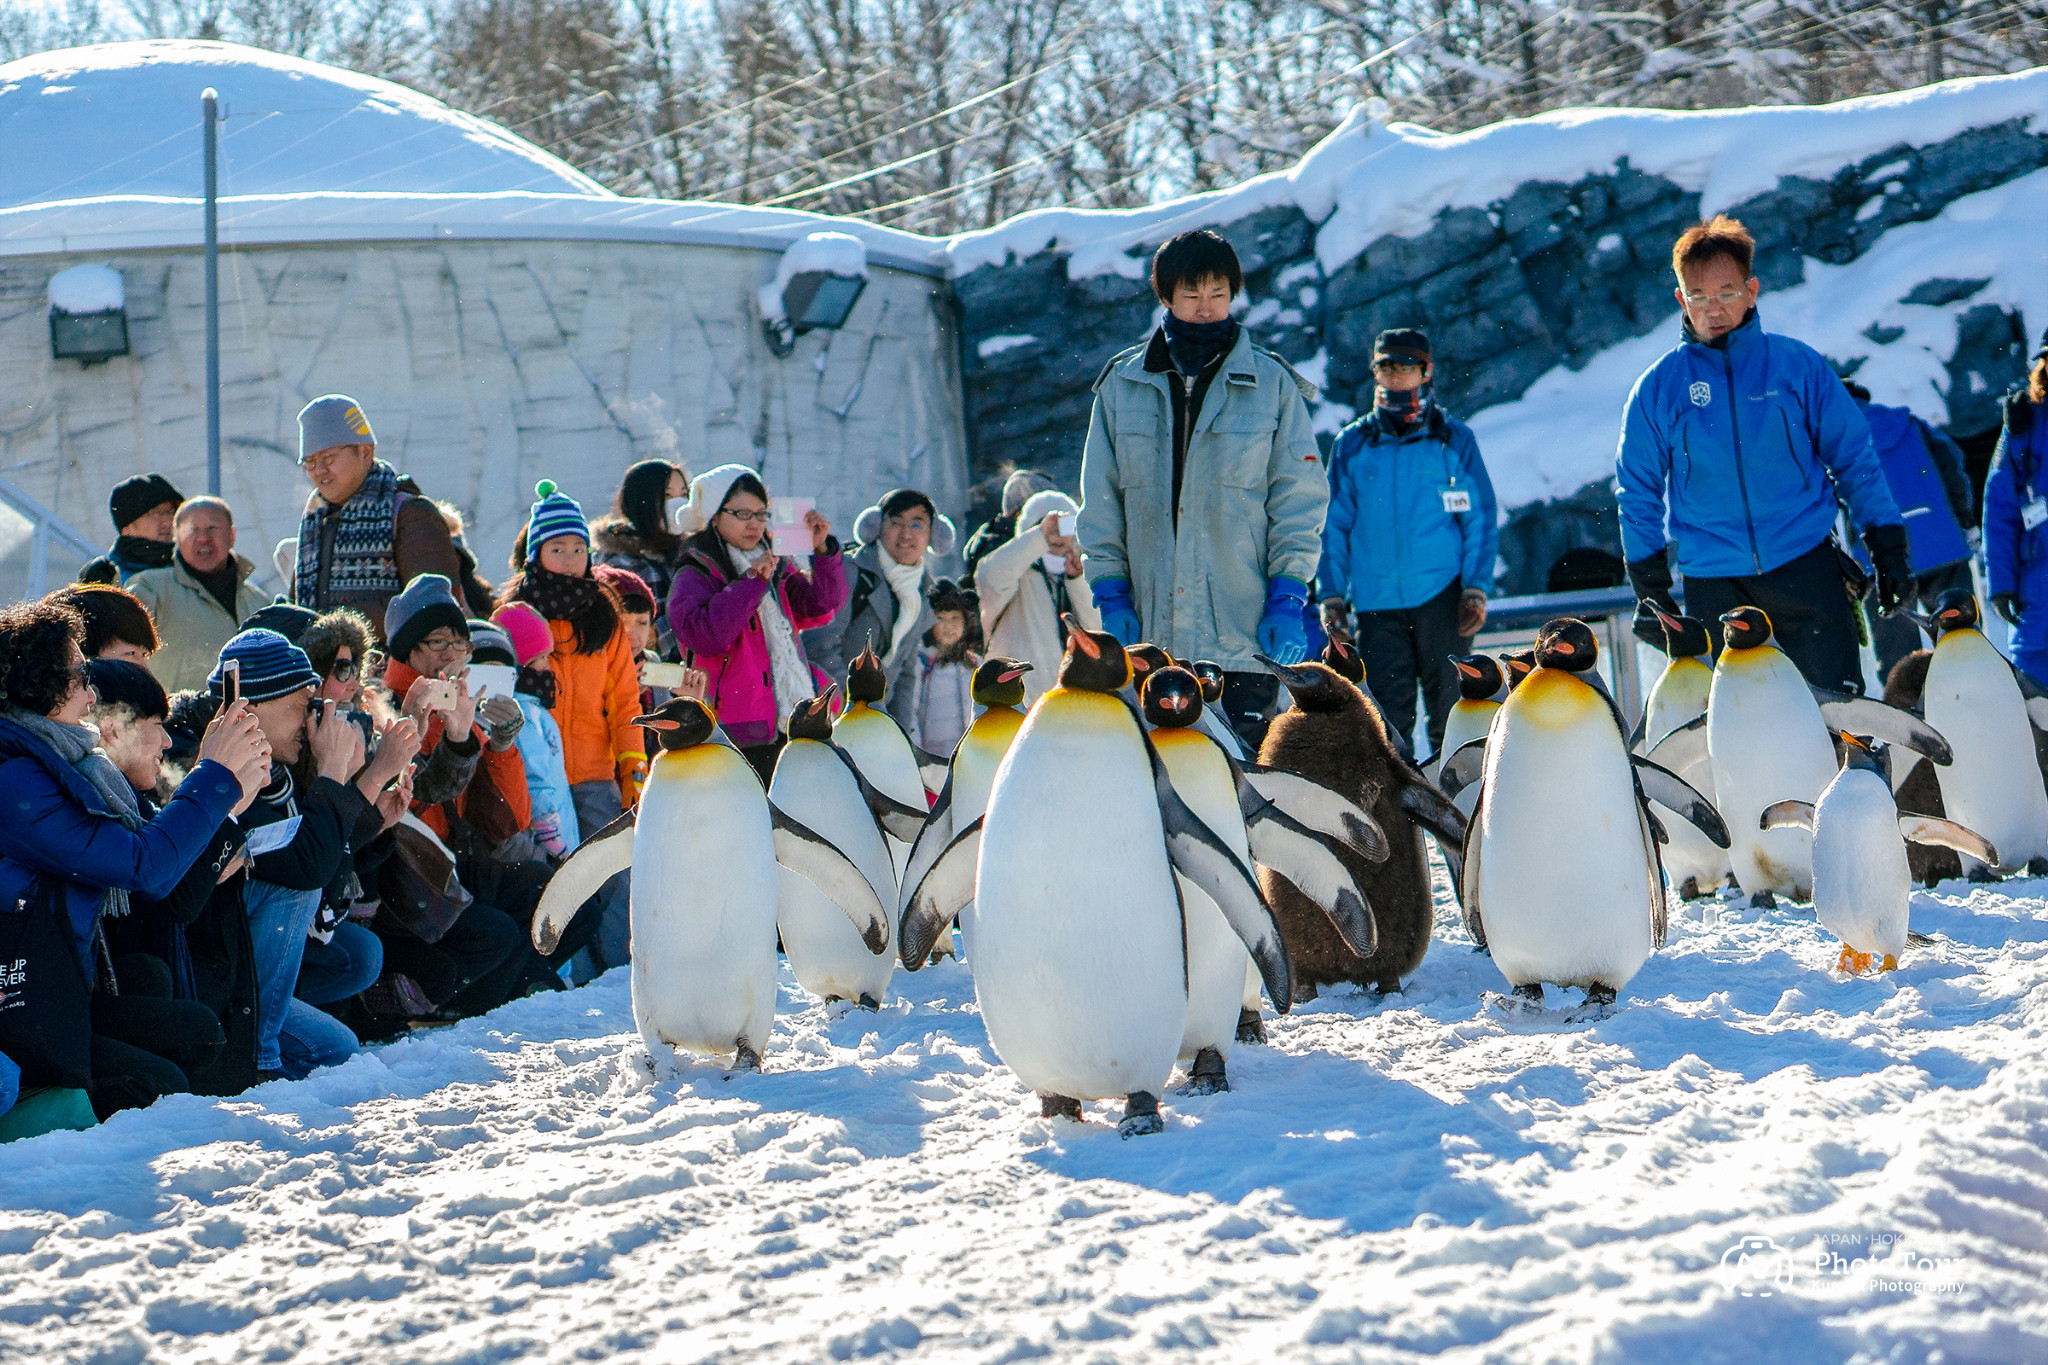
[491,601,554,668]
[593,563,656,613]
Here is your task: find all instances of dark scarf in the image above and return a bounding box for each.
[515,566,618,655]
[111,535,173,573]
[515,666,559,710]
[184,554,242,616]
[1162,314,1238,378]
[296,460,404,606]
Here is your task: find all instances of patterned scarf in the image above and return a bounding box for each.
[296,460,404,607]
[727,543,818,731]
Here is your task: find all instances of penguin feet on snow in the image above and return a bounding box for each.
[1235,1008,1267,1046]
[1750,889,1778,910]
[1968,865,2002,884]
[1179,1048,1230,1097]
[1512,983,1544,1005]
[1118,1092,1165,1139]
[1039,1093,1082,1121]
[729,1041,763,1075]
[1564,985,1619,1024]
[2029,858,2048,876]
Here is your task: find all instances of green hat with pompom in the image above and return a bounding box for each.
[524,478,590,563]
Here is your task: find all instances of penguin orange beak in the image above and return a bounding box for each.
[1551,641,1576,656]
[1454,660,1481,679]
[636,717,679,731]
[1066,616,1100,658]
[998,665,1032,683]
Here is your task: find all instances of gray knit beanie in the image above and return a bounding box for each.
[298,394,376,461]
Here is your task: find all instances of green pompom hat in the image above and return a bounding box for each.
[524,478,591,561]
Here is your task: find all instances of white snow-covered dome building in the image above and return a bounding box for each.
[0,40,965,596]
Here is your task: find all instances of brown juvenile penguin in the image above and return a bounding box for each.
[1255,654,1468,996]
[1884,649,1962,886]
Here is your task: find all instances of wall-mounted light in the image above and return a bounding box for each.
[760,231,869,359]
[48,263,129,366]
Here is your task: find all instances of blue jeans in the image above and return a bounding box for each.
[243,879,323,1072]
[277,1000,359,1080]
[296,921,384,1005]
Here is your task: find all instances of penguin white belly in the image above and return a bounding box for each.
[1925,632,2048,873]
[1432,700,1497,787]
[968,690,1186,1101]
[1641,659,1729,894]
[1152,729,1252,1062]
[1810,769,1912,958]
[1474,671,1654,990]
[836,703,929,884]
[630,745,780,1060]
[1708,650,1835,898]
[769,742,897,1004]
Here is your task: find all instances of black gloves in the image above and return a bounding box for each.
[1993,592,2023,626]
[1863,524,1913,616]
[1627,549,1679,647]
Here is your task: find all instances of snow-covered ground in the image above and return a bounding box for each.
[5,856,2046,1364]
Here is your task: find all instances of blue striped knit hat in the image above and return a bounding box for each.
[207,628,320,702]
[524,479,590,561]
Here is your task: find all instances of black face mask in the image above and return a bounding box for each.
[1162,313,1238,377]
[1375,385,1426,428]
[515,666,558,710]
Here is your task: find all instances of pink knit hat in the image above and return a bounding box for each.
[491,601,554,668]
[593,563,656,613]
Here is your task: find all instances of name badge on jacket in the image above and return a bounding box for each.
[2024,496,2048,531]
[1441,486,1472,514]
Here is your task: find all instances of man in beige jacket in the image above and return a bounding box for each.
[974,486,1099,706]
[127,497,271,692]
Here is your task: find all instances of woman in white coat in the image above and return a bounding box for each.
[974,488,1101,707]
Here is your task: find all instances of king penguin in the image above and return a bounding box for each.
[1429,655,1505,797]
[1256,655,1468,996]
[898,657,1034,963]
[1451,619,1729,1010]
[531,697,892,1072]
[836,644,946,898]
[1647,607,1951,907]
[1762,733,1995,972]
[1140,664,1388,1091]
[900,618,1295,1137]
[1918,589,2048,877]
[769,690,927,1008]
[1631,606,1732,900]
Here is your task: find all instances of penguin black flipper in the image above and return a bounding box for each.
[1645,713,1708,771]
[1808,688,1953,765]
[1144,737,1293,1011]
[826,741,930,843]
[768,804,891,954]
[1239,799,1379,958]
[1457,781,1489,949]
[1629,756,1732,848]
[1899,815,1999,866]
[1759,800,1815,832]
[1399,781,1469,853]
[1626,705,1649,753]
[897,766,957,922]
[1437,738,1487,804]
[912,745,952,794]
[899,818,982,968]
[1236,762,1389,861]
[2007,663,2048,730]
[532,809,635,955]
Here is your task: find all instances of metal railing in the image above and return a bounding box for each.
[0,472,99,599]
[1473,585,1645,728]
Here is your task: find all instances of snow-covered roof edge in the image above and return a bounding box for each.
[942,66,2048,280]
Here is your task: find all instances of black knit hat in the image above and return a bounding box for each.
[108,473,183,532]
[241,601,317,644]
[1373,328,1431,364]
[84,658,169,720]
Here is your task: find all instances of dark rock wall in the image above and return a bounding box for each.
[955,117,2047,593]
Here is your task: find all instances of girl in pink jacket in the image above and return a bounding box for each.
[667,465,846,781]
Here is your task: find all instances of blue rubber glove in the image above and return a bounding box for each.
[1258,577,1311,665]
[1091,577,1142,646]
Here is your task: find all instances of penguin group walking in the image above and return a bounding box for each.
[531,592,2044,1133]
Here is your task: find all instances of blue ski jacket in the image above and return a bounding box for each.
[1318,404,1497,613]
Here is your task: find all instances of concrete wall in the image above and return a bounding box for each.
[0,238,968,595]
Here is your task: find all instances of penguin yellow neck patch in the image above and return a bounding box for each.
[1508,668,1603,726]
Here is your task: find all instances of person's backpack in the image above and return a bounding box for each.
[0,878,95,1090]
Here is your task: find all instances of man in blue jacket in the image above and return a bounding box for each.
[1617,215,1909,692]
[1984,330,2048,684]
[1319,328,1497,755]
[1840,379,1976,681]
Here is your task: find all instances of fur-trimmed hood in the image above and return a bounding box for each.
[591,512,681,565]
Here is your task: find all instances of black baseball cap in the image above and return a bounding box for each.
[1373,328,1431,364]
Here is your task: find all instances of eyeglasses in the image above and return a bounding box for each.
[299,448,361,473]
[884,517,931,533]
[719,508,770,524]
[416,635,472,656]
[327,656,359,683]
[1372,359,1424,374]
[1681,286,1749,308]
